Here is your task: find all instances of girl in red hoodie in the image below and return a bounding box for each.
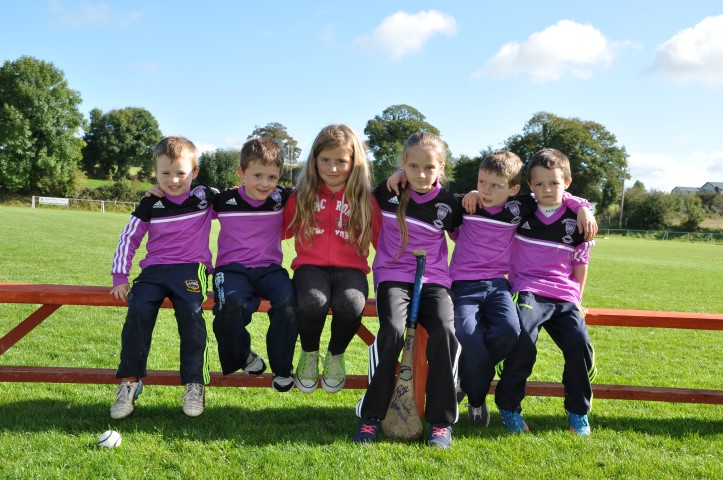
[284,124,380,393]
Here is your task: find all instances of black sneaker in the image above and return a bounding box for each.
[352,418,381,444]
[467,401,490,427]
[428,423,453,449]
[272,375,294,393]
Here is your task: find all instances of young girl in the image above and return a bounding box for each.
[283,124,380,394]
[353,132,463,449]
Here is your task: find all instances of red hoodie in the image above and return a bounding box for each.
[283,184,381,274]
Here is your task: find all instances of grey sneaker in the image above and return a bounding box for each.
[110,379,143,419]
[244,351,266,375]
[467,402,490,427]
[294,350,320,393]
[182,383,205,417]
[322,352,346,393]
[272,375,294,392]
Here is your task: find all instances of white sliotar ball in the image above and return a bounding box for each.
[97,430,122,448]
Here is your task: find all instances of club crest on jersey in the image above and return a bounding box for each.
[271,189,283,211]
[433,203,453,228]
[185,279,201,292]
[505,199,522,223]
[562,218,577,244]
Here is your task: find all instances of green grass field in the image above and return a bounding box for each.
[0,206,721,479]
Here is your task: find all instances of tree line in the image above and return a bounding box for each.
[1,55,717,231]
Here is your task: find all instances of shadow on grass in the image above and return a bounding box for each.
[1,399,721,443]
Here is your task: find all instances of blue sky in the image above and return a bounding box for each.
[3,1,722,192]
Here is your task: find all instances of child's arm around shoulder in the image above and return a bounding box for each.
[562,192,597,241]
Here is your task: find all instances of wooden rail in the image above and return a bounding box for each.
[1,283,722,405]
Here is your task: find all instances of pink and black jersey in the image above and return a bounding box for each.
[213,185,291,268]
[450,192,590,281]
[372,181,463,289]
[508,206,594,304]
[111,186,215,287]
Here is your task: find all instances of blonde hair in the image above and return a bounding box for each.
[154,136,199,169]
[395,131,447,257]
[288,124,373,256]
[480,150,523,187]
[240,137,284,170]
[527,148,572,182]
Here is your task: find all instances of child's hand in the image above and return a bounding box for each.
[110,284,130,302]
[386,170,407,195]
[145,184,164,197]
[577,207,598,241]
[577,304,588,318]
[461,191,480,214]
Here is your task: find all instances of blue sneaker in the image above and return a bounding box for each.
[499,407,529,433]
[568,411,591,435]
[428,423,453,449]
[353,418,381,444]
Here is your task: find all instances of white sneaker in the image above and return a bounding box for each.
[244,351,266,375]
[110,380,143,419]
[272,375,294,392]
[182,383,205,417]
[322,353,346,393]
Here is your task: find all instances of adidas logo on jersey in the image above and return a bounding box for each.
[521,221,531,229]
[153,200,165,209]
[226,198,238,205]
[388,196,400,204]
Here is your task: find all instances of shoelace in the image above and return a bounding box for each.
[325,355,343,380]
[115,383,133,403]
[359,423,378,434]
[431,426,449,437]
[183,384,203,400]
[470,406,484,419]
[300,354,318,379]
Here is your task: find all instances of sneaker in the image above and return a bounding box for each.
[499,407,530,433]
[272,375,294,393]
[468,402,490,427]
[294,350,320,393]
[182,383,205,417]
[110,379,143,419]
[568,411,591,435]
[243,351,266,375]
[352,418,381,444]
[322,353,346,393]
[428,423,453,449]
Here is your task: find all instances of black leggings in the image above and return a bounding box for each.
[293,265,369,355]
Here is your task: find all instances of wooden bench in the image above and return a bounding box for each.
[1,283,722,406]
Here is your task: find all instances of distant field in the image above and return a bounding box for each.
[0,206,720,479]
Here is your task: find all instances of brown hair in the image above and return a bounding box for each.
[240,137,284,170]
[395,131,447,257]
[526,148,572,182]
[480,150,523,187]
[153,136,199,168]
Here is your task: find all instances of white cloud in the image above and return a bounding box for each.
[651,15,723,86]
[49,1,141,28]
[475,20,616,82]
[627,151,721,192]
[354,10,457,59]
[195,141,218,154]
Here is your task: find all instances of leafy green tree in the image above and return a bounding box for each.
[625,190,678,230]
[365,104,441,185]
[196,149,240,190]
[249,122,301,183]
[680,195,706,231]
[82,107,162,180]
[504,112,628,213]
[0,56,84,195]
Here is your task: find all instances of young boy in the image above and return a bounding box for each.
[450,150,595,428]
[212,137,297,392]
[110,136,215,419]
[494,148,597,435]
